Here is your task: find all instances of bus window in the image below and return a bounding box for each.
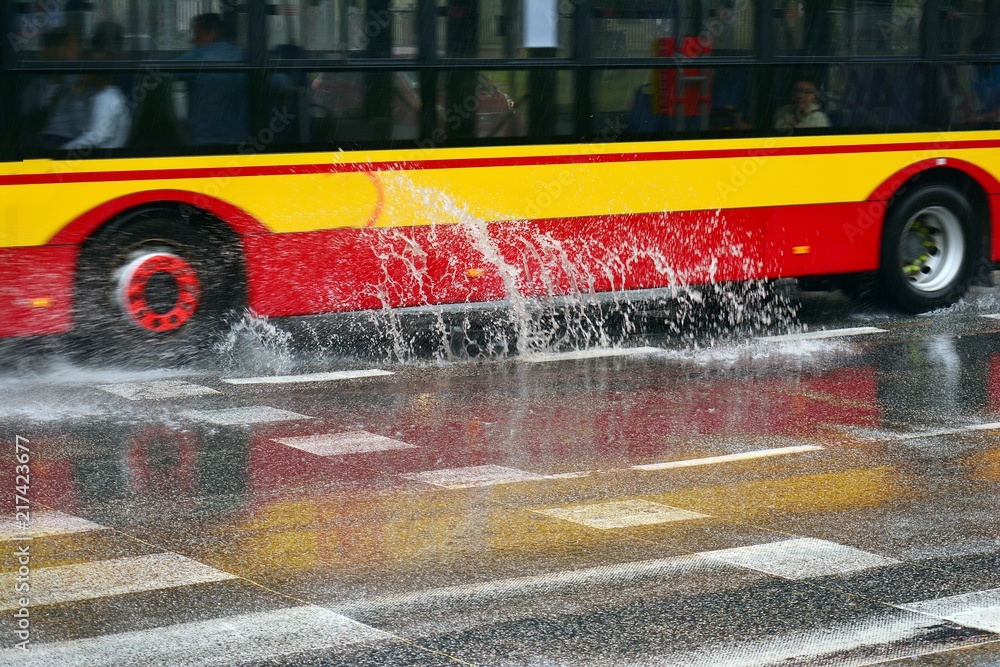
[594,66,759,137]
[819,64,926,130]
[438,69,572,140]
[948,63,1000,123]
[269,0,418,59]
[593,0,755,58]
[776,0,923,56]
[434,0,574,59]
[309,70,422,145]
[11,1,248,60]
[940,1,999,55]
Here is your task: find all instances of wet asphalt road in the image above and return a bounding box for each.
[1,284,1000,666]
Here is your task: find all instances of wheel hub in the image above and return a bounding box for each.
[899,206,964,293]
[116,252,201,332]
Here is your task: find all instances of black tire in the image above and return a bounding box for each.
[876,183,982,313]
[73,209,244,365]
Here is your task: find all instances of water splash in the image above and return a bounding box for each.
[330,179,801,362]
[214,309,295,374]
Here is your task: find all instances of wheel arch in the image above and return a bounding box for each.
[869,161,995,262]
[72,194,254,329]
[51,189,269,247]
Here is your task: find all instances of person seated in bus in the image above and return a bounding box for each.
[22,27,89,151]
[174,12,249,146]
[61,22,132,151]
[774,79,830,130]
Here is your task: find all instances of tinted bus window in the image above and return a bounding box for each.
[594,0,755,57]
[308,70,422,145]
[11,1,248,60]
[268,0,418,58]
[593,66,759,137]
[776,0,923,55]
[435,0,574,59]
[940,0,998,54]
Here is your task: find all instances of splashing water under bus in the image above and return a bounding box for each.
[216,178,803,367]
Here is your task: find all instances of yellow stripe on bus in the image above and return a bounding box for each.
[5,131,1000,248]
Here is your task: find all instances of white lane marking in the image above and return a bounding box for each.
[332,552,754,616]
[900,588,1000,633]
[222,369,393,385]
[702,538,899,579]
[633,445,824,471]
[401,465,550,489]
[533,500,708,529]
[179,406,312,426]
[851,422,1000,441]
[274,431,417,457]
[95,380,220,401]
[0,511,106,541]
[522,346,661,363]
[758,326,887,343]
[407,446,823,490]
[640,610,982,667]
[965,422,1000,431]
[0,553,236,610]
[0,606,392,667]
[982,314,1000,320]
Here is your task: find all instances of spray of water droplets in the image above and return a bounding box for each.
[215,178,802,365]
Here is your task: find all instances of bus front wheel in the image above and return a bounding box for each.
[877,184,981,313]
[74,213,242,364]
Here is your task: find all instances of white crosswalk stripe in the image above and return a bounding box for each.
[179,405,312,425]
[94,380,220,400]
[900,588,1000,633]
[0,606,391,667]
[0,511,106,540]
[0,553,236,611]
[700,537,900,579]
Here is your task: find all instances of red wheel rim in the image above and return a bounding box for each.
[116,252,201,333]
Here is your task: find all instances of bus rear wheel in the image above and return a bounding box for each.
[877,184,981,313]
[74,213,243,365]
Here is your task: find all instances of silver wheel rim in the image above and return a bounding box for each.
[898,205,965,293]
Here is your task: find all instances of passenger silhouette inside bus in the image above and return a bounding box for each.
[61,21,132,151]
[774,79,830,130]
[175,12,249,146]
[22,27,88,151]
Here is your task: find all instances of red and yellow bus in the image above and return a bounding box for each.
[2,0,1000,356]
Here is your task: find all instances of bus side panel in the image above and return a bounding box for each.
[241,208,768,317]
[241,226,510,316]
[765,201,885,278]
[0,245,76,337]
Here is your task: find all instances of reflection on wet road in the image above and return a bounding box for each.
[2,288,1000,665]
